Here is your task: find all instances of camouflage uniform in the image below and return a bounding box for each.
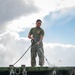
[29,27,44,67]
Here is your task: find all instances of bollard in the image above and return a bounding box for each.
[9,65,14,75]
[52,69,56,75]
[21,65,27,75]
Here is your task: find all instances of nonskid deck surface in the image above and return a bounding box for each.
[0,67,75,75]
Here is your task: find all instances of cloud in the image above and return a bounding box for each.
[0,32,75,67]
[43,7,75,28]
[0,0,38,33]
[43,7,75,45]
[0,32,31,67]
[44,43,75,67]
[34,0,75,18]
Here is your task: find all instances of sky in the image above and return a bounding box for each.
[0,0,75,67]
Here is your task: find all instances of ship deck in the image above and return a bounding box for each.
[0,66,75,75]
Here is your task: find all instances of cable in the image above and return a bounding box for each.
[13,43,53,67]
[38,46,54,67]
[13,40,35,66]
[13,45,31,66]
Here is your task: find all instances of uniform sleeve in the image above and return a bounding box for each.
[40,29,44,36]
[29,28,33,35]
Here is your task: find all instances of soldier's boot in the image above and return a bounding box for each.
[31,64,36,67]
[39,60,44,67]
[39,57,44,67]
[31,59,36,67]
[39,64,43,67]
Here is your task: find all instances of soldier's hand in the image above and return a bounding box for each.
[36,42,40,45]
[31,37,34,40]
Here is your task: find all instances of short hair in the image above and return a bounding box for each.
[36,19,42,23]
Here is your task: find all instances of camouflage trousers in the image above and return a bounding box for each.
[31,44,44,67]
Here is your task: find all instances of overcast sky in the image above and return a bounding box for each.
[0,0,75,67]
